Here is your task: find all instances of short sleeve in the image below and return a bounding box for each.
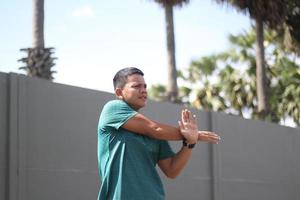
[158,140,175,160]
[98,100,137,131]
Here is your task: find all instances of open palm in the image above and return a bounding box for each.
[178,109,198,144]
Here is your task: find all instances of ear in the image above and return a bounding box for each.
[115,88,123,99]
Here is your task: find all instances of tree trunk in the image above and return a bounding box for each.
[164,4,178,102]
[19,0,56,80]
[33,0,44,48]
[255,16,270,118]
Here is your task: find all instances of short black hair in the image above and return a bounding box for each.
[113,67,144,89]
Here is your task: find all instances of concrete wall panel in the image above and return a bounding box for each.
[0,72,8,200]
[212,112,300,200]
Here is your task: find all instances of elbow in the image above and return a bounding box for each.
[167,175,178,179]
[165,171,179,179]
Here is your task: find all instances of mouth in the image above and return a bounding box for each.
[139,96,147,101]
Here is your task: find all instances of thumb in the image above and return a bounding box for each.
[178,121,183,129]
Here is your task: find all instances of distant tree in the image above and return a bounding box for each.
[281,0,300,55]
[149,28,300,126]
[153,0,189,102]
[215,0,286,119]
[19,0,56,80]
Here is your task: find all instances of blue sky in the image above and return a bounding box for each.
[0,0,250,93]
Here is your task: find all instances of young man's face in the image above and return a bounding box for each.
[116,74,147,110]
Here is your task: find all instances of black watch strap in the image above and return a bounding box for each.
[182,139,196,149]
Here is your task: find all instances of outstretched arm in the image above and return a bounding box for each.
[121,113,183,141]
[122,110,220,142]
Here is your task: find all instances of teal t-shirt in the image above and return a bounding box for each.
[97,100,175,200]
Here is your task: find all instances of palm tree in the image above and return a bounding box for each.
[33,0,44,50]
[179,55,227,112]
[19,0,56,80]
[153,0,189,102]
[282,0,300,54]
[215,0,286,119]
[150,27,300,125]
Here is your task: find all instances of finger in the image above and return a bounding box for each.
[199,131,220,138]
[183,109,187,122]
[187,110,191,123]
[204,133,221,140]
[204,134,220,140]
[185,109,190,123]
[181,110,186,123]
[210,136,221,142]
[208,135,221,142]
[178,121,183,129]
[199,133,221,142]
[202,136,220,143]
[199,131,215,134]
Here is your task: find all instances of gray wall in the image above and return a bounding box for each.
[0,73,8,200]
[1,72,300,200]
[212,112,300,200]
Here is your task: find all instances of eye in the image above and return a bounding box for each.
[132,84,147,89]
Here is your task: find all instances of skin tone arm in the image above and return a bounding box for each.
[122,110,220,143]
[158,110,200,179]
[122,113,182,140]
[158,147,193,179]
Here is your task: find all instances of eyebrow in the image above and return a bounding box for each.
[132,83,147,87]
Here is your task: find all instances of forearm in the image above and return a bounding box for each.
[162,146,193,179]
[122,113,185,141]
[148,121,184,141]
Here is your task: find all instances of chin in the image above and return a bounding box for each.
[138,103,146,109]
[136,102,146,110]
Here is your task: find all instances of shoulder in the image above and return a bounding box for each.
[99,99,137,130]
[101,99,136,117]
[103,99,128,111]
[104,99,128,108]
[104,99,123,107]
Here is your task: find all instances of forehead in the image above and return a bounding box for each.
[126,74,145,83]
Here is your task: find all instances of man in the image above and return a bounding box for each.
[97,67,220,200]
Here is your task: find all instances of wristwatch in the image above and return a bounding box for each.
[182,139,196,149]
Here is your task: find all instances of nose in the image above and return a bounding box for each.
[138,83,146,92]
[140,86,147,93]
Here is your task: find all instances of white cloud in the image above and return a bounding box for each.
[71,5,94,17]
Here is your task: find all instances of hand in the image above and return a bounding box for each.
[178,109,198,144]
[198,131,221,144]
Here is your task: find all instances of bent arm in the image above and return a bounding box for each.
[121,113,184,141]
[158,109,221,179]
[158,146,193,179]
